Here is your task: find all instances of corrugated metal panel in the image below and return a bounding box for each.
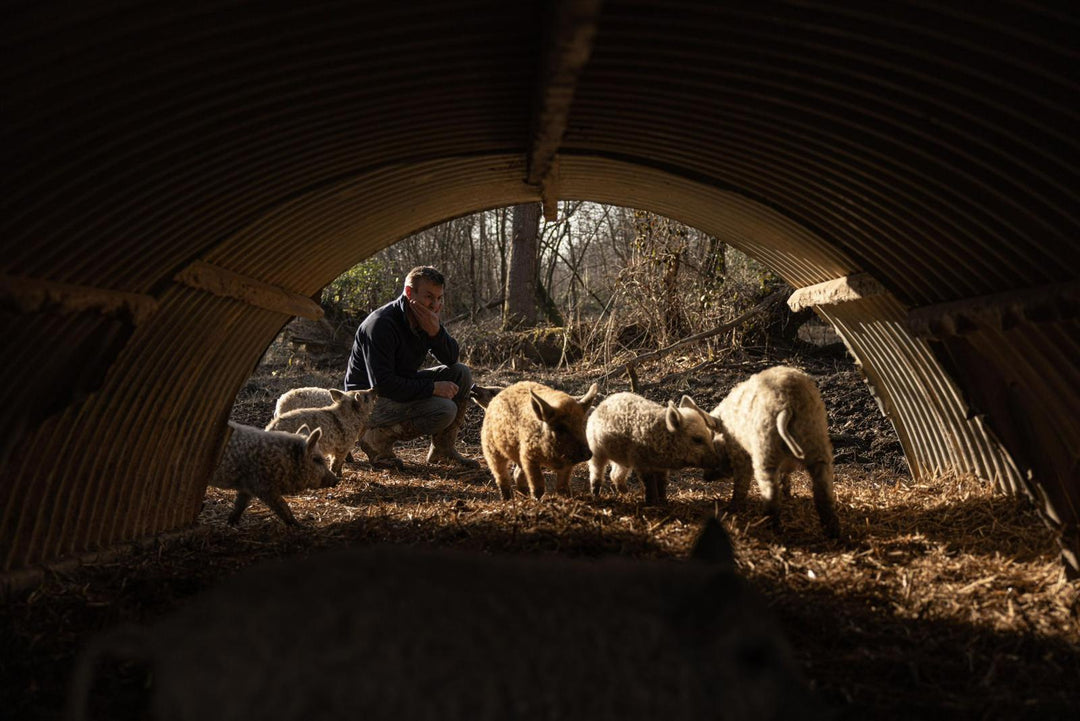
[0,286,285,568]
[208,156,535,288]
[3,1,542,292]
[923,320,1080,570]
[570,1,1080,306]
[815,294,1024,492]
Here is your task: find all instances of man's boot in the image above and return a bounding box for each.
[358,421,419,470]
[426,398,479,468]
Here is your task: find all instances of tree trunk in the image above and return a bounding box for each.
[504,202,540,329]
[703,234,725,282]
[536,278,565,326]
[497,207,509,310]
[471,213,483,315]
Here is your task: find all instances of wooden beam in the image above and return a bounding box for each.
[787,273,888,311]
[907,280,1079,339]
[0,273,158,324]
[175,261,324,320]
[527,0,603,209]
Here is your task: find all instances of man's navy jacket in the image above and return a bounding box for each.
[344,294,460,402]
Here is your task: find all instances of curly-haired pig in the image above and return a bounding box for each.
[587,392,725,505]
[273,386,376,419]
[67,519,830,721]
[707,365,840,537]
[265,388,375,475]
[481,381,598,499]
[208,421,338,526]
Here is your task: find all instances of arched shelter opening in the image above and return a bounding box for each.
[2,1,1077,578]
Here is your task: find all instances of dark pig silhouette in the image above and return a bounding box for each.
[67,520,830,721]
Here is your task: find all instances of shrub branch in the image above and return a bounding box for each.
[599,289,789,389]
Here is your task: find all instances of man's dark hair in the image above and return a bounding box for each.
[404,266,445,289]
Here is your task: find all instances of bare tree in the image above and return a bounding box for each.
[504,202,541,329]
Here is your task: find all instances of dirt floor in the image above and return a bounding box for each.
[2,328,1079,719]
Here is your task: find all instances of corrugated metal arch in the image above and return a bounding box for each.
[2,1,1077,575]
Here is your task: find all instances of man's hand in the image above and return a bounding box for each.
[409,299,442,337]
[433,381,459,399]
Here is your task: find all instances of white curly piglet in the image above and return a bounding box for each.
[707,366,840,537]
[587,392,724,505]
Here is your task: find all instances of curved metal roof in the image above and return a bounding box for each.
[2,0,1077,575]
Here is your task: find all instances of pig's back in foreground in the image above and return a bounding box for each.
[139,545,820,721]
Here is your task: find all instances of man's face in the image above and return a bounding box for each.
[406,279,444,314]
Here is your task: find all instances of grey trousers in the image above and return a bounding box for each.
[368,363,473,435]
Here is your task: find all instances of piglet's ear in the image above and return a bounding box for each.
[679,395,717,428]
[689,517,736,571]
[665,402,682,432]
[305,427,324,454]
[530,390,554,423]
[678,395,702,412]
[329,388,345,402]
[695,407,720,431]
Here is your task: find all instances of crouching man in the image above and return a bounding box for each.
[345,266,478,470]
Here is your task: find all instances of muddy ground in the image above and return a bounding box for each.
[2,327,1078,719]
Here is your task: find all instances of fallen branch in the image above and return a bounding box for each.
[649,353,732,388]
[598,289,788,384]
